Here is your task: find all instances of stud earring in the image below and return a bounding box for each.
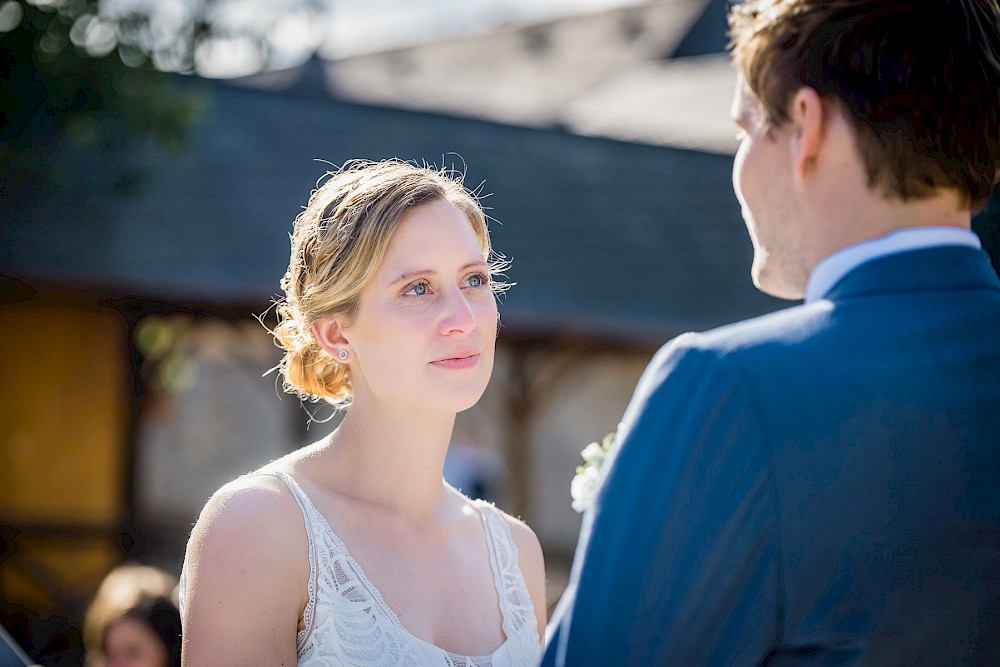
[338,349,349,361]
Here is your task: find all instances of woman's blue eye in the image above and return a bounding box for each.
[466,273,486,288]
[408,280,429,296]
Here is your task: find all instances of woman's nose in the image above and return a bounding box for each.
[440,287,478,334]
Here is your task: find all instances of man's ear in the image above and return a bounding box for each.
[788,86,825,183]
[311,316,349,359]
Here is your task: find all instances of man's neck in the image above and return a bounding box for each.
[805,187,972,277]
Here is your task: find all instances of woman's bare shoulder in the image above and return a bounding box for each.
[195,472,297,533]
[182,471,308,664]
[187,471,309,584]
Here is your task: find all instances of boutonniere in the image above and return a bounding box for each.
[570,432,615,513]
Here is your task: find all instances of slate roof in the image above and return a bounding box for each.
[2,78,782,344]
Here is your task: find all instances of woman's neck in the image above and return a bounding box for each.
[314,400,457,522]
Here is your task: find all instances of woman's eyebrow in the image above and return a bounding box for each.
[389,261,488,286]
[390,269,435,286]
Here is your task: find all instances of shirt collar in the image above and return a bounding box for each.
[804,227,981,303]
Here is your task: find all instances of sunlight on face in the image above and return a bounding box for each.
[341,198,498,414]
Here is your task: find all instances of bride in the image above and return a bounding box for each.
[180,159,546,666]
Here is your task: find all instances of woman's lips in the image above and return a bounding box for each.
[430,353,480,369]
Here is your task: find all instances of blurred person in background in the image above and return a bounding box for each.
[543,0,1000,664]
[180,159,546,666]
[443,408,506,503]
[83,564,181,667]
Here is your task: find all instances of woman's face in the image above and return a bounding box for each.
[103,618,168,667]
[339,198,498,414]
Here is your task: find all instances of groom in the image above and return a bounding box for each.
[542,1,1000,665]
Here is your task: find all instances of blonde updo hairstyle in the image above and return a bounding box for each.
[271,159,505,407]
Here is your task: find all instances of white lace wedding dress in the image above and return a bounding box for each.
[181,470,540,667]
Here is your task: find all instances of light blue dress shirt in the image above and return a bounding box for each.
[805,227,982,303]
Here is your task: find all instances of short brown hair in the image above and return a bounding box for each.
[729,0,1000,209]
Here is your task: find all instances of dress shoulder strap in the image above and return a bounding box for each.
[262,469,320,652]
[475,501,541,663]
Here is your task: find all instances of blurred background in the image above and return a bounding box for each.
[2,0,999,663]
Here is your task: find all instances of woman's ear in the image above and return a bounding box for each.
[311,316,350,360]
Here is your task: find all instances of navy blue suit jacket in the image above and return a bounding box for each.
[542,246,1000,666]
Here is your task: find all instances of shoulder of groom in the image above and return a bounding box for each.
[675,301,834,359]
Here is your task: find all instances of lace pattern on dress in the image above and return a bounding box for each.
[268,471,539,667]
[474,502,540,667]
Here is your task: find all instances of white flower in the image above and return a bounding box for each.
[570,432,616,513]
[580,442,606,467]
[570,465,602,513]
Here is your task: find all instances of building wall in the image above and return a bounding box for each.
[522,351,650,554]
[134,317,296,522]
[0,299,128,629]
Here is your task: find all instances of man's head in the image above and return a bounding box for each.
[729,0,1000,209]
[726,0,1000,298]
